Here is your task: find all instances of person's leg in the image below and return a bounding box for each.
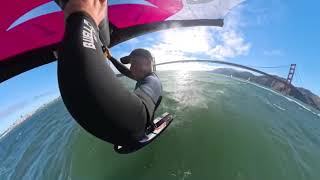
[58,12,147,145]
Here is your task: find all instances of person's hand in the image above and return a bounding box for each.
[102,46,112,59]
[64,0,107,26]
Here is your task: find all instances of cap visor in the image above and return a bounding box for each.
[120,56,131,64]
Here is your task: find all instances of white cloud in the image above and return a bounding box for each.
[146,3,251,63]
[207,30,250,60]
[205,4,251,60]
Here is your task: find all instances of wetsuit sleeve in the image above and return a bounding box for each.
[57,12,148,145]
[109,57,135,80]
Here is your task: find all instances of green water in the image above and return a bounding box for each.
[1,71,320,180]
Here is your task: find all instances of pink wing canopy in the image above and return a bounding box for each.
[0,0,242,82]
[0,0,64,62]
[108,0,183,28]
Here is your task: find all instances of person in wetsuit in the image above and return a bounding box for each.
[106,48,162,123]
[58,0,162,146]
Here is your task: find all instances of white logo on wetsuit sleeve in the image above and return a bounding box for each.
[82,19,97,50]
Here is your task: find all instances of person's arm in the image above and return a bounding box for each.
[58,11,148,144]
[109,56,135,80]
[103,48,135,80]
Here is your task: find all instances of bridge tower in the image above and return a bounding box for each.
[283,64,296,93]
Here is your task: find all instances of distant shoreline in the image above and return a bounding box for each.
[0,97,61,139]
[205,68,320,111]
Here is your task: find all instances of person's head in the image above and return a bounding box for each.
[120,49,154,80]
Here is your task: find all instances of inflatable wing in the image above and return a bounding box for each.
[0,0,243,82]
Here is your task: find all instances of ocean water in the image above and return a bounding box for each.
[1,71,320,180]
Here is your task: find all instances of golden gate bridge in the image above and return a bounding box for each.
[155,60,301,94]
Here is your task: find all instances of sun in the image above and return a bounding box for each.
[161,27,211,53]
[150,27,214,71]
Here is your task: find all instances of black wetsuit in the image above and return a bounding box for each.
[109,56,162,119]
[57,12,162,146]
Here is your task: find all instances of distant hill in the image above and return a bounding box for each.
[211,68,320,111]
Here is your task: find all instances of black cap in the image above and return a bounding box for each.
[120,48,153,64]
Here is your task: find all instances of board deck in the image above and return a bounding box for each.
[114,112,173,154]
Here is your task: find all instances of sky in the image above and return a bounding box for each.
[1,0,320,133]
